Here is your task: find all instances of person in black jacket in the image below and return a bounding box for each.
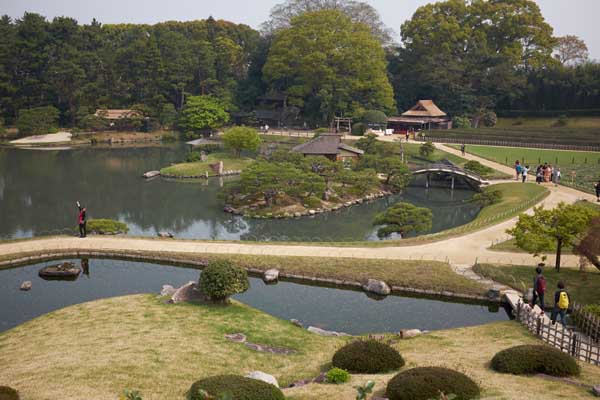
[531,266,546,311]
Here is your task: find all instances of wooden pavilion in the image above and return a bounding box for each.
[387,100,452,133]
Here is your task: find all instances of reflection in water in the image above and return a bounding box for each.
[0,145,481,241]
[0,259,508,334]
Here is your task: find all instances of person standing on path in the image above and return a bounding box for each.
[551,281,570,327]
[515,161,522,181]
[77,201,87,238]
[521,165,529,183]
[595,180,600,202]
[460,143,466,156]
[531,266,546,311]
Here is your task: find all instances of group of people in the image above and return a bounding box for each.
[531,266,571,327]
[514,161,561,185]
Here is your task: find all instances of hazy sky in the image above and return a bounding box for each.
[2,0,599,59]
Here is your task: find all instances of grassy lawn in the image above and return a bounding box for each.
[474,263,600,306]
[2,296,599,400]
[160,152,254,177]
[495,117,600,129]
[456,144,600,194]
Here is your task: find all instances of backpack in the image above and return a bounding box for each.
[536,276,546,293]
[558,291,569,309]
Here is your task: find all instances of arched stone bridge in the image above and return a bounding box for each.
[412,162,489,189]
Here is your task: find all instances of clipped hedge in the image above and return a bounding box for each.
[198,261,249,302]
[189,375,285,400]
[0,386,20,400]
[332,339,404,374]
[386,367,480,400]
[83,219,129,235]
[491,345,580,377]
[326,367,350,384]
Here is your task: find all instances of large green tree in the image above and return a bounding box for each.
[221,126,261,157]
[178,95,229,137]
[508,203,598,271]
[373,202,433,239]
[263,9,395,124]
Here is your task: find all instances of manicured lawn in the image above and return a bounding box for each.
[474,263,600,306]
[160,152,254,177]
[3,296,598,400]
[495,117,600,129]
[456,144,600,194]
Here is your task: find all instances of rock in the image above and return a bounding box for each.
[39,262,81,280]
[486,288,501,300]
[263,269,279,283]
[308,209,316,215]
[160,284,176,297]
[225,333,247,343]
[158,231,174,238]
[290,319,303,328]
[362,279,391,296]
[20,281,32,291]
[294,212,302,218]
[312,373,327,384]
[400,329,422,339]
[289,379,311,388]
[170,281,204,303]
[143,170,160,179]
[592,385,600,397]
[307,326,350,337]
[245,371,279,388]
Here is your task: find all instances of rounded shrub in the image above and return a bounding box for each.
[491,345,580,377]
[199,261,249,303]
[351,122,367,136]
[332,339,404,373]
[386,367,480,400]
[326,367,350,384]
[189,375,285,400]
[0,386,20,400]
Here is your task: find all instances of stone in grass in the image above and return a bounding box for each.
[362,279,391,296]
[20,281,32,291]
[245,371,279,388]
[307,326,350,337]
[400,329,422,339]
[170,281,205,304]
[263,269,279,283]
[160,284,176,297]
[593,385,600,397]
[225,333,247,343]
[290,319,304,328]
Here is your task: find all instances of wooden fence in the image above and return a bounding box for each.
[515,301,600,365]
[259,129,315,138]
[417,136,600,152]
[571,303,600,343]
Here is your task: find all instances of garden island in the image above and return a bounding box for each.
[1,0,600,399]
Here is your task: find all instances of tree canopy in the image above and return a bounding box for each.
[221,126,261,157]
[178,96,229,136]
[373,202,432,239]
[263,9,395,124]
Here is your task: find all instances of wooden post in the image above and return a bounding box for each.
[536,317,542,337]
[451,175,455,190]
[571,333,578,357]
[425,173,430,189]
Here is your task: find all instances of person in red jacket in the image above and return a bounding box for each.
[77,201,87,238]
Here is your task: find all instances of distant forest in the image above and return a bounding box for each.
[0,0,599,127]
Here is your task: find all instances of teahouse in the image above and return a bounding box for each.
[94,109,143,120]
[291,133,364,162]
[387,100,452,133]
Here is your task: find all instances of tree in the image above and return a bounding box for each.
[262,0,394,45]
[373,202,432,239]
[178,95,229,137]
[419,142,435,158]
[574,217,600,271]
[554,35,589,66]
[16,106,59,134]
[263,10,395,124]
[221,126,261,157]
[508,203,598,271]
[357,155,410,189]
[198,260,249,303]
[361,110,387,128]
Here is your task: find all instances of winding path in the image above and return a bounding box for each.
[0,141,596,271]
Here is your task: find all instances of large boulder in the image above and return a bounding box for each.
[362,279,391,296]
[263,269,279,283]
[170,281,205,304]
[160,285,176,297]
[245,371,279,388]
[307,326,350,337]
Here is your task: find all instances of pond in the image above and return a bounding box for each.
[0,144,481,241]
[0,259,509,334]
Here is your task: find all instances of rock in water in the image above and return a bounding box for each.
[362,279,391,296]
[143,170,160,179]
[263,269,279,283]
[20,281,32,291]
[245,371,279,388]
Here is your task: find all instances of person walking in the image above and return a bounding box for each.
[595,180,600,202]
[554,168,561,186]
[77,201,87,238]
[551,281,570,327]
[515,161,522,181]
[460,143,466,156]
[531,266,546,311]
[521,165,529,183]
[536,165,543,184]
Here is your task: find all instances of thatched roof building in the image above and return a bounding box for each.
[388,100,452,132]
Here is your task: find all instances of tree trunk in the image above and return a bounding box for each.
[555,237,563,272]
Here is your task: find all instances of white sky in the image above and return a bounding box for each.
[1,0,599,60]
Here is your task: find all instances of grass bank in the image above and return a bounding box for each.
[473,263,600,305]
[2,296,599,400]
[160,152,254,177]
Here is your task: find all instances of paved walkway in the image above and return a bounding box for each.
[0,140,596,272]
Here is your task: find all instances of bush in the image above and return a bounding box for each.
[161,131,177,142]
[78,114,110,131]
[303,195,322,209]
[472,188,503,206]
[199,261,249,303]
[452,115,471,129]
[332,339,405,373]
[17,106,60,135]
[326,367,350,384]
[553,114,569,127]
[418,142,435,158]
[361,110,387,127]
[482,111,498,127]
[491,345,580,377]
[463,160,492,176]
[186,151,203,162]
[385,367,480,400]
[352,122,367,136]
[189,375,285,400]
[82,219,129,235]
[0,386,20,400]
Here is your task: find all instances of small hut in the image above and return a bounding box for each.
[387,100,452,133]
[291,133,363,162]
